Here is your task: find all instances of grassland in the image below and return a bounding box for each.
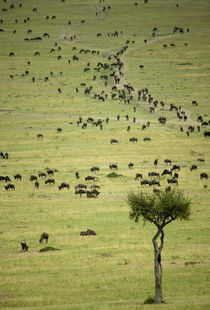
[0,0,210,309]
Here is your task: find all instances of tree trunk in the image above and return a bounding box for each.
[152,228,165,303]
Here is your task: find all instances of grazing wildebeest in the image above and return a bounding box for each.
[30,175,37,181]
[90,166,100,172]
[190,165,197,171]
[86,190,100,198]
[167,179,178,185]
[57,127,62,133]
[85,176,98,181]
[128,162,134,169]
[143,137,151,141]
[110,139,119,144]
[35,181,39,189]
[141,180,150,186]
[135,173,142,180]
[5,183,15,191]
[14,173,22,180]
[39,232,49,244]
[149,180,160,187]
[45,178,55,184]
[197,158,205,163]
[154,159,158,166]
[109,164,118,170]
[9,52,15,56]
[200,172,208,179]
[59,182,70,190]
[129,137,138,142]
[164,159,172,165]
[171,164,180,171]
[91,185,100,189]
[39,172,46,178]
[75,171,80,179]
[37,133,43,138]
[21,240,28,251]
[161,169,172,176]
[148,172,160,178]
[80,229,96,236]
[47,169,54,176]
[204,131,210,137]
[75,189,87,197]
[75,184,87,190]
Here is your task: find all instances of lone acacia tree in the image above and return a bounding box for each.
[127,189,191,303]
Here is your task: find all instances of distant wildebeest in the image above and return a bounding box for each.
[200,172,208,179]
[129,137,138,142]
[204,131,210,137]
[35,181,39,189]
[39,232,49,244]
[75,171,80,179]
[143,137,151,141]
[164,159,172,165]
[110,139,118,144]
[148,172,160,178]
[57,127,62,133]
[167,179,178,185]
[154,159,158,166]
[45,178,55,184]
[30,175,37,181]
[80,229,96,236]
[128,162,134,169]
[135,173,142,180]
[5,183,15,191]
[171,165,180,171]
[75,189,87,197]
[85,176,98,181]
[190,165,197,171]
[14,173,22,180]
[59,182,70,190]
[38,172,46,178]
[47,169,54,176]
[197,158,205,163]
[75,184,87,190]
[141,180,150,186]
[9,52,15,56]
[37,133,43,138]
[21,240,28,251]
[90,166,99,172]
[161,169,172,176]
[109,164,118,170]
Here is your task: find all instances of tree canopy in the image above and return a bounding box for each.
[127,189,191,228]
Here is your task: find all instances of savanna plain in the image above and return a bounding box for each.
[0,0,210,309]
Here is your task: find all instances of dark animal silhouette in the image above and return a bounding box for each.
[39,232,49,244]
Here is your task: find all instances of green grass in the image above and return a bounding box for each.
[0,0,210,309]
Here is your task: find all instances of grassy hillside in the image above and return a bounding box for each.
[0,0,210,309]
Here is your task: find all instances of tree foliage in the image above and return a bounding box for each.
[127,189,191,228]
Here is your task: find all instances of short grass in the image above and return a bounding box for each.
[0,0,210,309]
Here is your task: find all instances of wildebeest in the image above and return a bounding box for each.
[5,183,15,190]
[35,181,39,189]
[86,189,100,198]
[154,159,158,166]
[141,180,150,186]
[80,229,96,236]
[37,133,43,138]
[129,137,138,142]
[30,175,37,181]
[58,182,70,190]
[75,189,87,197]
[109,164,118,170]
[39,232,49,244]
[90,166,100,172]
[45,178,55,184]
[204,131,210,137]
[164,159,172,165]
[143,137,151,141]
[167,179,178,185]
[14,173,22,180]
[161,169,172,176]
[171,165,180,171]
[38,172,46,178]
[85,176,98,181]
[190,165,197,171]
[110,139,119,144]
[200,172,208,179]
[135,173,142,180]
[21,240,28,251]
[75,171,80,179]
[148,172,160,178]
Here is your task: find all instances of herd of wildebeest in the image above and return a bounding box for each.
[0,0,209,252]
